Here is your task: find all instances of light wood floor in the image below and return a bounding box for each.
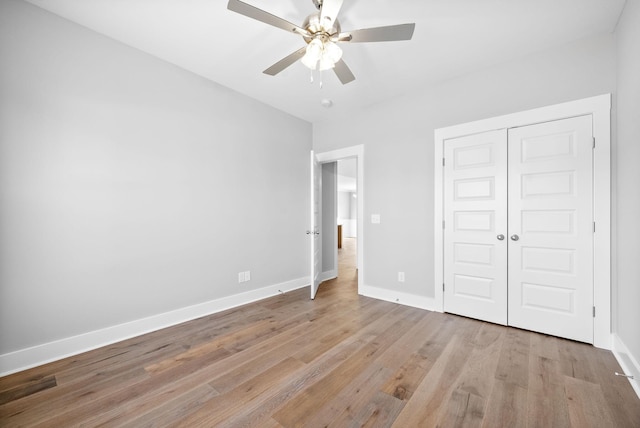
[1,237,639,427]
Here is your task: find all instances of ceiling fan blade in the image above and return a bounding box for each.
[227,0,306,35]
[333,59,355,84]
[320,0,344,26]
[263,46,307,76]
[339,23,415,43]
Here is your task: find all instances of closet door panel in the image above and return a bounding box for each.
[443,130,508,325]
[507,115,594,343]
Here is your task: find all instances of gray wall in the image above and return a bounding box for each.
[313,32,616,299]
[0,0,311,355]
[321,162,337,272]
[338,192,351,220]
[615,0,640,371]
[338,191,357,238]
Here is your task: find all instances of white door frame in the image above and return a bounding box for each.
[316,144,364,293]
[434,94,611,349]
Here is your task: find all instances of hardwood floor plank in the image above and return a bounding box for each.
[272,307,425,427]
[565,375,617,427]
[527,359,570,427]
[494,327,531,389]
[380,351,430,401]
[481,380,528,428]
[352,390,405,428]
[305,363,393,427]
[28,347,231,427]
[208,299,391,395]
[0,375,57,406]
[434,323,505,426]
[174,357,306,427]
[1,366,150,426]
[391,333,475,427]
[440,388,486,427]
[118,384,219,428]
[219,337,374,427]
[557,338,600,384]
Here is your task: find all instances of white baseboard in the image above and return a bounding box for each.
[0,277,308,377]
[319,269,337,283]
[360,284,435,311]
[612,334,640,400]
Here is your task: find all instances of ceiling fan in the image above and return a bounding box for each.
[227,0,416,84]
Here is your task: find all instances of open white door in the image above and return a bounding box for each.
[309,150,321,299]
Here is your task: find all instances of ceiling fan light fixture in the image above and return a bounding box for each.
[301,53,318,70]
[324,40,342,63]
[318,55,335,71]
[301,38,322,69]
[227,0,416,85]
[301,37,342,71]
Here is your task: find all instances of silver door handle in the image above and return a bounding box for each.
[510,234,519,241]
[306,230,312,235]
[497,234,505,240]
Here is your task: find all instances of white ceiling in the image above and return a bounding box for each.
[25,0,625,123]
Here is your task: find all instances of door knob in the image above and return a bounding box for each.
[510,234,520,241]
[497,234,505,240]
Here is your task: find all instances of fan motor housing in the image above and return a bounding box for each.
[302,12,341,43]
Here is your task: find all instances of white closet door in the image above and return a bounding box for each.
[443,130,508,325]
[507,116,594,343]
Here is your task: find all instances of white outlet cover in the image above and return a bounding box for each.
[238,272,244,283]
[371,214,381,224]
[245,271,251,281]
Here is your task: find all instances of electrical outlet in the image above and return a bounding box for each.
[238,272,245,283]
[245,270,251,281]
[398,272,405,282]
[371,214,381,224]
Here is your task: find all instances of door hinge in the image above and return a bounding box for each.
[592,137,596,149]
[593,306,596,318]
[443,283,445,291]
[593,221,596,233]
[442,220,445,229]
[442,157,445,166]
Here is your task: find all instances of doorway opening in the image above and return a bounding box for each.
[313,145,364,298]
[318,159,358,296]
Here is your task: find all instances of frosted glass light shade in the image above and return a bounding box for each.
[318,56,335,71]
[301,52,319,69]
[301,38,323,69]
[324,41,342,63]
[301,38,343,71]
